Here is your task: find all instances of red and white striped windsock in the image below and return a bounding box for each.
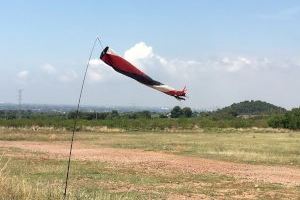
[100,46,187,100]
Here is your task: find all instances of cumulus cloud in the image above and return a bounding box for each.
[124,42,154,66]
[88,41,298,84]
[41,64,56,74]
[87,59,118,82]
[17,70,29,80]
[88,65,102,81]
[124,42,251,76]
[219,57,252,72]
[59,70,78,82]
[89,59,102,66]
[122,43,258,76]
[123,42,203,77]
[9,42,300,108]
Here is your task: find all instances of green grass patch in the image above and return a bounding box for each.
[0,155,299,200]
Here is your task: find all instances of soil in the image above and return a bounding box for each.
[0,141,299,186]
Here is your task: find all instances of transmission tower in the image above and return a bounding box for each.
[18,89,23,119]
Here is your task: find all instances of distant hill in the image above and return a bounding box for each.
[213,100,286,117]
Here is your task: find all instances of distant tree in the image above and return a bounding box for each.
[182,107,193,118]
[97,112,109,120]
[138,111,151,119]
[126,113,137,119]
[86,112,96,120]
[68,111,77,119]
[159,113,168,118]
[111,110,119,118]
[228,110,238,117]
[171,106,183,118]
[268,107,300,130]
[268,115,285,128]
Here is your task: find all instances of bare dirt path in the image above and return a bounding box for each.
[1,141,300,186]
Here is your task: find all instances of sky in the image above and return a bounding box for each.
[0,0,300,109]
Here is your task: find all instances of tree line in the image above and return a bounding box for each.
[0,100,299,130]
[268,108,300,130]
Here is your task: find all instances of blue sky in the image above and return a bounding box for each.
[1,1,300,109]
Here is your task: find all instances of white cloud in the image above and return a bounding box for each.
[87,59,118,82]
[89,59,102,65]
[124,42,154,66]
[6,42,300,109]
[220,57,252,72]
[59,70,78,82]
[91,42,291,83]
[17,70,29,80]
[122,43,257,77]
[41,64,56,74]
[88,65,103,81]
[47,42,300,108]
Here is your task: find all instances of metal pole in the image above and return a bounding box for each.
[63,37,100,199]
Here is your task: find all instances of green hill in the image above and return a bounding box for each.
[213,100,286,118]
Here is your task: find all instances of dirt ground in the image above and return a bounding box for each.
[1,141,300,186]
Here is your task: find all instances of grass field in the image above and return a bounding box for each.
[0,127,299,199]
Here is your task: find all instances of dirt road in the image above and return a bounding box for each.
[1,141,299,186]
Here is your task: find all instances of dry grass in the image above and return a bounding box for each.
[0,128,299,199]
